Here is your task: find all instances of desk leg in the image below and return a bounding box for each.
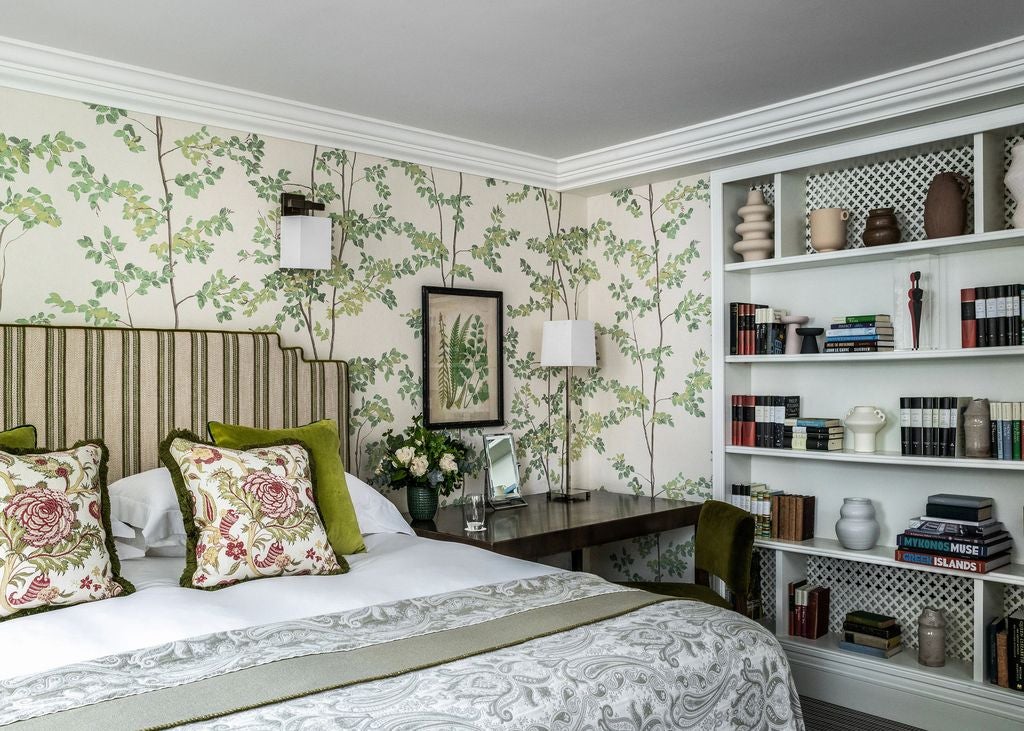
[570,549,583,572]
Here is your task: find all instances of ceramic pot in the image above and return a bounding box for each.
[923,172,970,239]
[796,327,823,354]
[844,406,887,453]
[733,188,774,262]
[963,398,991,458]
[1006,142,1024,229]
[780,315,809,355]
[808,208,849,252]
[861,207,901,247]
[406,485,439,521]
[834,497,880,550]
[918,607,946,667]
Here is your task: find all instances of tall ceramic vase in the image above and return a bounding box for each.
[406,484,438,521]
[733,188,774,261]
[923,172,970,239]
[1006,142,1024,229]
[835,497,880,550]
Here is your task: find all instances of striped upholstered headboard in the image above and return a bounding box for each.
[0,325,349,482]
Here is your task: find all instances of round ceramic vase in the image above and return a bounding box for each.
[861,207,901,247]
[844,406,887,453]
[406,485,439,521]
[835,497,880,550]
[963,398,991,458]
[1006,142,1024,229]
[918,607,946,667]
[923,172,970,239]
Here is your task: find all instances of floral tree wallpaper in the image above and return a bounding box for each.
[0,86,711,580]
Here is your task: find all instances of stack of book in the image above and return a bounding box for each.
[987,609,1024,691]
[960,285,1023,348]
[729,303,790,355]
[784,417,844,451]
[787,580,830,639]
[730,395,800,447]
[769,493,816,541]
[729,483,777,538]
[989,401,1023,461]
[824,315,894,353]
[898,396,970,457]
[839,611,903,659]
[895,495,1012,574]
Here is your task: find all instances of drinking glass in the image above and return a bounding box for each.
[464,494,486,532]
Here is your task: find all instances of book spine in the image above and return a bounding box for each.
[900,397,911,455]
[976,287,989,347]
[1002,401,1013,461]
[823,333,894,342]
[825,327,893,337]
[894,549,1004,573]
[910,397,923,455]
[986,287,999,347]
[997,285,1009,347]
[1011,615,1024,691]
[897,533,1004,557]
[961,288,977,348]
[742,395,756,447]
[997,630,1009,688]
[938,396,951,458]
[991,400,1000,458]
[922,397,935,457]
[1014,401,1022,461]
[730,302,738,356]
[840,315,889,324]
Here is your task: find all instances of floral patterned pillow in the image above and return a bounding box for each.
[0,441,134,621]
[160,431,346,589]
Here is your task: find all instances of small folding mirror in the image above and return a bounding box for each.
[482,433,527,510]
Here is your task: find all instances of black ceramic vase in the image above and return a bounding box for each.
[797,327,824,354]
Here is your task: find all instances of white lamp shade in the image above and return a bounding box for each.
[280,215,332,270]
[540,320,596,367]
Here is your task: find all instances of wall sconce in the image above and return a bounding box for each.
[279,192,331,270]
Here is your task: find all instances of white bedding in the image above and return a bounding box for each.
[0,534,556,680]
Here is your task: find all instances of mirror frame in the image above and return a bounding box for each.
[482,432,528,510]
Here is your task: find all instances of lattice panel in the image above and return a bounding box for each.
[804,144,974,252]
[807,556,974,662]
[753,547,776,627]
[1004,134,1023,229]
[752,181,775,207]
[1005,584,1024,615]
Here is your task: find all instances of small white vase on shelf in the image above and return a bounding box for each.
[779,315,809,355]
[1006,141,1024,229]
[835,497,880,550]
[844,405,886,453]
[733,188,774,261]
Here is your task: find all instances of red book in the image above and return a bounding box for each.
[742,395,756,446]
[894,549,1011,573]
[960,288,977,348]
[731,395,739,445]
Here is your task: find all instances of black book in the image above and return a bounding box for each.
[1010,610,1024,691]
[926,503,993,522]
[730,302,738,356]
[987,617,1005,684]
[842,621,902,639]
[773,395,785,449]
[900,396,912,456]
[754,395,765,448]
[996,285,1009,347]
[910,397,923,455]
[1012,284,1023,346]
[783,426,844,435]
[939,396,952,457]
[975,286,989,347]
[922,397,935,457]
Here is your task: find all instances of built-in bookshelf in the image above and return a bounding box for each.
[712,105,1024,731]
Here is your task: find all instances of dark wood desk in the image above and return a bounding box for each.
[409,491,702,570]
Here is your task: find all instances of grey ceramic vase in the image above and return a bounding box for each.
[963,398,991,458]
[918,607,946,667]
[835,497,880,550]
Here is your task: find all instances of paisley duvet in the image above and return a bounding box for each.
[0,573,803,730]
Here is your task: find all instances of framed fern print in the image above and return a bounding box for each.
[422,286,504,429]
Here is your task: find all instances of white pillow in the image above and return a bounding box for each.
[108,468,186,545]
[345,472,413,536]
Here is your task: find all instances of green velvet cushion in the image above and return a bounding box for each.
[207,419,365,557]
[695,499,755,595]
[0,424,37,450]
[624,581,732,610]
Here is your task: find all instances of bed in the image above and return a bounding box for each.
[0,324,803,730]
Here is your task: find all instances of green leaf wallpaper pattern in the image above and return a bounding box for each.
[0,85,711,581]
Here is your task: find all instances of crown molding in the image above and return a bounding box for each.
[0,35,560,189]
[1,34,1023,192]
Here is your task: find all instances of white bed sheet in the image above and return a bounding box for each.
[0,534,556,680]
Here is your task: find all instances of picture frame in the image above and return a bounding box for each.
[421,286,504,429]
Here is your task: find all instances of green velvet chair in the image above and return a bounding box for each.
[626,499,755,613]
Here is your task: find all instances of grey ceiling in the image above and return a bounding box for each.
[6,1,1024,157]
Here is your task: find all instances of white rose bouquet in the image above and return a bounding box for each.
[369,416,471,497]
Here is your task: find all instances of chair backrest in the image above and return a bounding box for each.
[694,499,755,596]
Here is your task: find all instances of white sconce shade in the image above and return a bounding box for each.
[280,215,332,270]
[540,320,596,367]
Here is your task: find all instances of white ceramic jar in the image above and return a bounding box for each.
[835,497,880,550]
[844,405,887,453]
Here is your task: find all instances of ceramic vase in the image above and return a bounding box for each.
[733,189,774,261]
[861,207,901,247]
[780,315,809,355]
[796,327,823,354]
[808,208,849,252]
[918,607,946,667]
[923,172,970,239]
[1006,142,1024,229]
[963,398,991,458]
[844,406,887,453]
[406,484,439,521]
[835,497,880,550]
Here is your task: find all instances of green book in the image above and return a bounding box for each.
[845,610,897,629]
[834,315,891,324]
[1013,403,1021,461]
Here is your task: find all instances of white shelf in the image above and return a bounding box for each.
[724,229,1024,273]
[726,445,1024,471]
[726,346,1024,363]
[755,536,1024,587]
